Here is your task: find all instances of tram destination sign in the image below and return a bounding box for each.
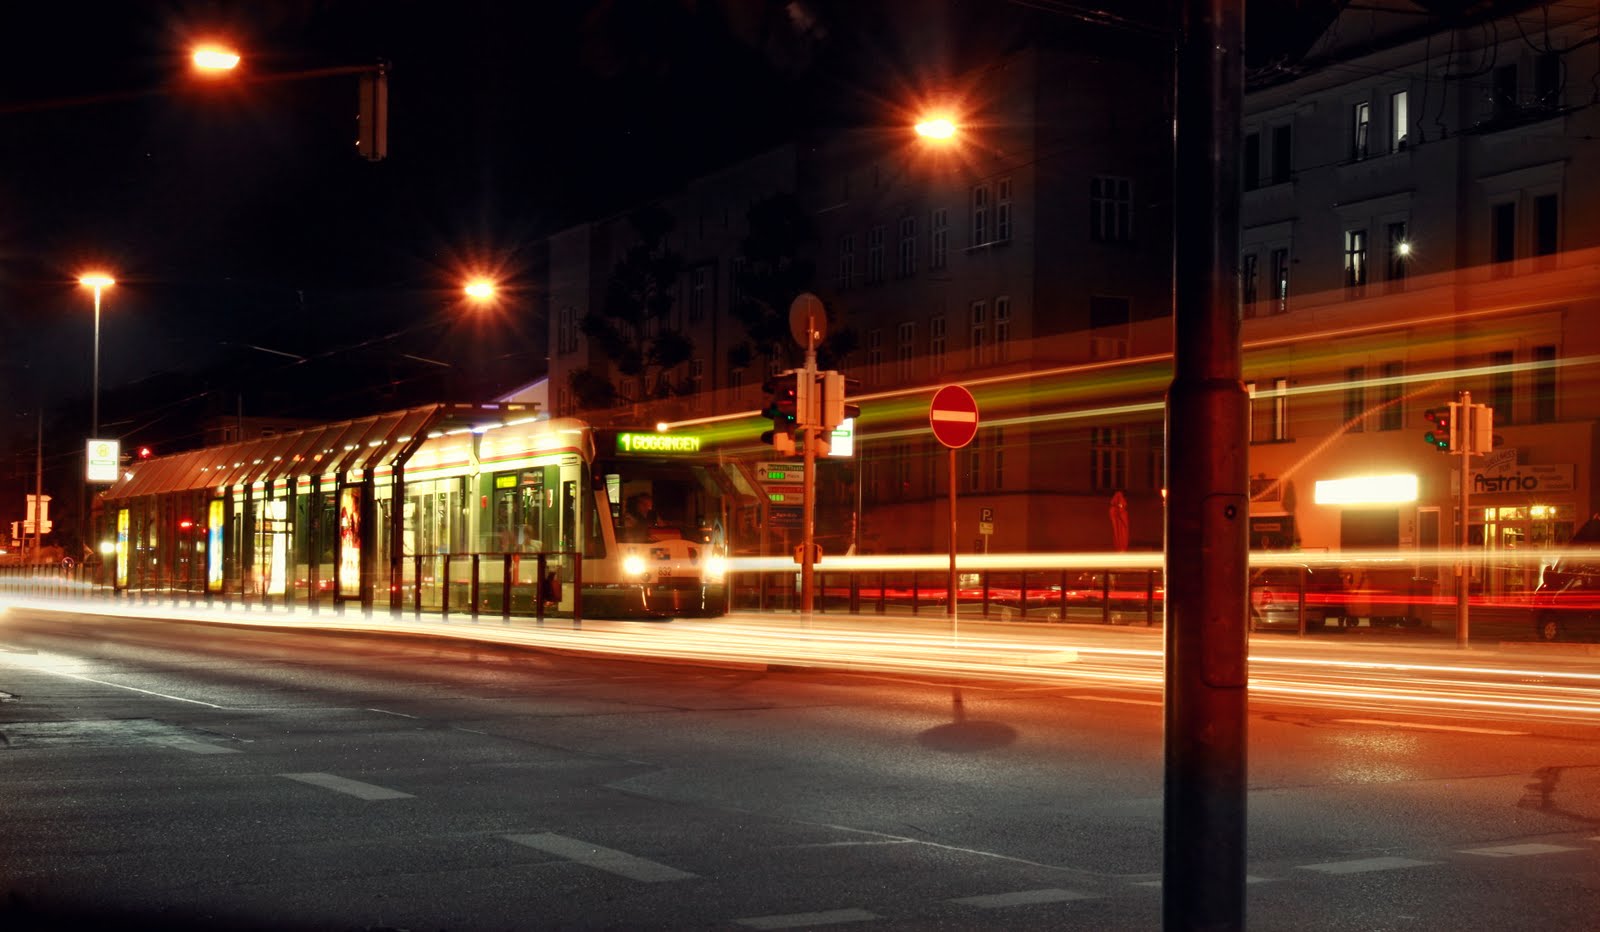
[615,431,701,455]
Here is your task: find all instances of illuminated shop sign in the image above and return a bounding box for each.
[1314,474,1419,506]
[1467,451,1575,494]
[616,432,701,454]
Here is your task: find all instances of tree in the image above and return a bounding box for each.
[568,206,692,411]
[727,192,856,375]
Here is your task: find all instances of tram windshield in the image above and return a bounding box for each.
[598,456,731,550]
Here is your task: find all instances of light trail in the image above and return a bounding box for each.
[3,595,1597,728]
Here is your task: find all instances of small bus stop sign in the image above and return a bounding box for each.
[929,385,979,448]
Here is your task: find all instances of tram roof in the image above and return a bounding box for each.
[101,403,536,501]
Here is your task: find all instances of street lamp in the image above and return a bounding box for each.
[192,45,242,74]
[914,115,958,141]
[464,279,497,302]
[78,273,114,438]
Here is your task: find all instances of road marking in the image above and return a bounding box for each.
[148,735,239,755]
[1139,877,1273,890]
[1460,843,1581,857]
[734,908,878,929]
[504,833,696,882]
[24,668,224,708]
[1297,856,1440,875]
[1071,695,1163,707]
[1334,718,1527,736]
[951,888,1096,908]
[367,708,418,718]
[279,772,414,800]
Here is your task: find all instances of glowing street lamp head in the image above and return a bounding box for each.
[192,45,241,73]
[914,116,958,141]
[464,279,496,301]
[78,273,115,289]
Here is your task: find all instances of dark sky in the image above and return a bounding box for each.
[2,0,1336,514]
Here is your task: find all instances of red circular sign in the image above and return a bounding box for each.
[929,385,979,449]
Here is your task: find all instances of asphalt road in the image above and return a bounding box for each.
[1,607,1597,930]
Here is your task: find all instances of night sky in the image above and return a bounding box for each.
[0,0,1327,528]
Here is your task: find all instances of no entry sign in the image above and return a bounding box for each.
[929,385,979,448]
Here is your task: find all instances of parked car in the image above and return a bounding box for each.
[1248,564,1351,632]
[1531,516,1600,642]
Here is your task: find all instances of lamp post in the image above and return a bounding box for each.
[78,273,114,439]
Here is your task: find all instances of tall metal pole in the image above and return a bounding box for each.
[947,447,957,618]
[91,284,102,438]
[1456,390,1471,648]
[1165,1,1248,929]
[800,314,819,614]
[34,411,44,560]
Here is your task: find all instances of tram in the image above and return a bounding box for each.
[96,404,734,619]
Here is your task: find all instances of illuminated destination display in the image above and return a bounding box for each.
[616,432,701,454]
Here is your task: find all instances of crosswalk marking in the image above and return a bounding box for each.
[148,735,239,755]
[1460,843,1581,858]
[1297,856,1440,874]
[734,908,878,929]
[951,888,1095,908]
[278,772,414,800]
[504,833,696,882]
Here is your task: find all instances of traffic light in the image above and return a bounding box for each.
[760,371,799,455]
[1422,403,1457,452]
[819,371,862,431]
[137,445,153,459]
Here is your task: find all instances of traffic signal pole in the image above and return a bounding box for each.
[1456,390,1471,648]
[797,298,822,615]
[1164,1,1248,929]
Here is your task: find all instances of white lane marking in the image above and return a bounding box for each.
[367,708,418,718]
[21,667,224,708]
[952,888,1096,908]
[735,908,878,929]
[279,772,414,800]
[1071,695,1163,707]
[504,833,696,882]
[1132,876,1271,887]
[1461,843,1581,857]
[1297,856,1440,875]
[1335,718,1528,736]
[147,736,239,755]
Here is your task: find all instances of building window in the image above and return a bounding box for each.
[1090,295,1131,360]
[867,224,885,284]
[1091,427,1127,491]
[1535,53,1561,109]
[1492,64,1518,120]
[992,427,1005,491]
[1270,124,1292,184]
[867,328,883,382]
[1351,101,1370,161]
[1379,361,1403,431]
[930,208,948,270]
[897,215,917,277]
[1252,378,1289,442]
[557,305,579,354]
[994,297,1010,364]
[967,444,982,492]
[1386,221,1410,290]
[1491,349,1513,423]
[1090,176,1134,243]
[896,321,915,382]
[930,314,946,375]
[1245,381,1256,443]
[687,265,709,323]
[1491,201,1516,271]
[1534,194,1559,259]
[969,301,988,367]
[995,178,1012,242]
[729,256,747,310]
[1243,132,1260,191]
[1533,345,1556,423]
[1343,229,1368,292]
[1270,247,1290,314]
[690,358,705,406]
[837,233,856,289]
[1344,365,1365,432]
[971,185,990,247]
[1240,253,1259,315]
[1390,90,1409,151]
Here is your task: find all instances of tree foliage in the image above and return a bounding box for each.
[568,205,693,410]
[728,192,855,373]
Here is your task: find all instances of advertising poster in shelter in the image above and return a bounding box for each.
[207,499,224,593]
[338,486,362,598]
[115,508,129,589]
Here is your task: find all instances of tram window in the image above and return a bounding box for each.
[562,479,579,552]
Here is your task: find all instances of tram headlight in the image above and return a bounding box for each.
[704,555,727,580]
[623,554,647,577]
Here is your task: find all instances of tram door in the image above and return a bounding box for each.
[490,462,580,609]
